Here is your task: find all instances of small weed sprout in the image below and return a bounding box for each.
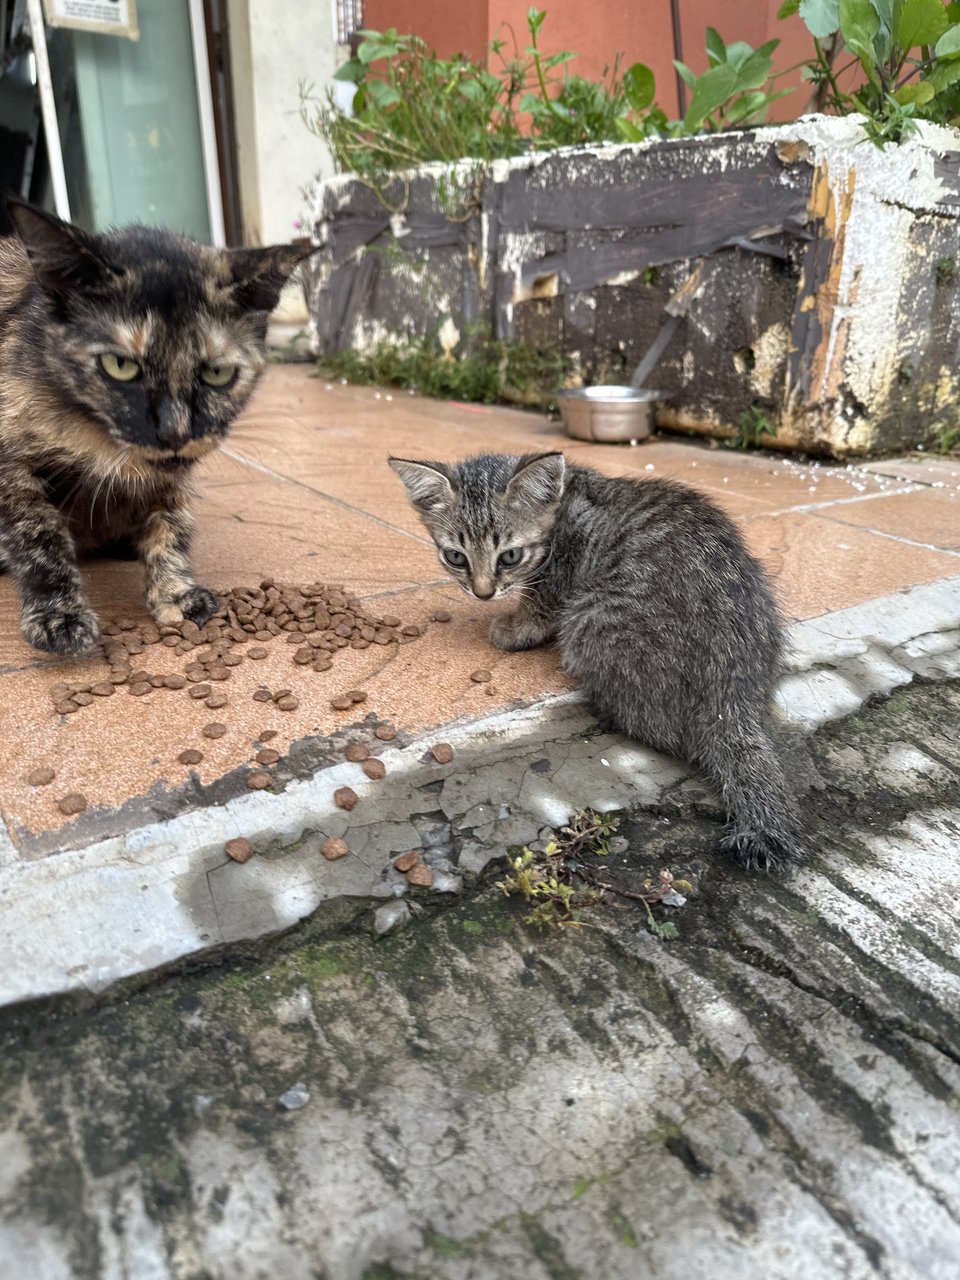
[497,809,690,939]
[731,404,777,450]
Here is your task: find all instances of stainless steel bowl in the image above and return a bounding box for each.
[558,386,662,443]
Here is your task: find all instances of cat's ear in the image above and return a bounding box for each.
[388,458,457,514]
[505,452,566,509]
[4,198,116,293]
[226,242,317,312]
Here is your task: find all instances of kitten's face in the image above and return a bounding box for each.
[8,203,314,468]
[390,452,566,600]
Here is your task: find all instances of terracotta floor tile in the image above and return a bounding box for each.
[737,512,960,620]
[0,583,568,850]
[814,489,960,554]
[858,456,960,488]
[192,465,437,593]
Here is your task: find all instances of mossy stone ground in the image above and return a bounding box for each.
[1,683,958,1279]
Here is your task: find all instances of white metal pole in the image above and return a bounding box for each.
[187,0,226,247]
[26,0,71,220]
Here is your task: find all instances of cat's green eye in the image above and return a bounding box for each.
[498,547,523,569]
[200,362,238,388]
[443,548,468,568]
[99,353,141,382]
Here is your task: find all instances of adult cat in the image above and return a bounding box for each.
[0,198,313,655]
[390,451,802,872]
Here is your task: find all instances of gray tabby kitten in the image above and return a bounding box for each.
[390,451,802,871]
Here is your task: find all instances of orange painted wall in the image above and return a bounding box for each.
[361,0,818,122]
[362,0,490,61]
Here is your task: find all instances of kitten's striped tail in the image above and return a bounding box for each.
[699,721,803,872]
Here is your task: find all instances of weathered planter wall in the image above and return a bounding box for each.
[306,116,960,457]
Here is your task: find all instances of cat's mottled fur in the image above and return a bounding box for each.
[390,451,802,871]
[0,199,313,654]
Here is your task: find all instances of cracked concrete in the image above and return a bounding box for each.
[0,677,958,1280]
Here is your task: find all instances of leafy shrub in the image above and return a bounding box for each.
[784,0,960,143]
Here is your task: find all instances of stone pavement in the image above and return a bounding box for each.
[0,679,958,1280]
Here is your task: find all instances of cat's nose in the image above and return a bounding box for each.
[154,396,190,449]
[473,581,495,600]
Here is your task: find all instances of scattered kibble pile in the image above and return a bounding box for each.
[32,593,480,836]
[47,579,425,718]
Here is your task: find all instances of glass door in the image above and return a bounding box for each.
[48,0,217,240]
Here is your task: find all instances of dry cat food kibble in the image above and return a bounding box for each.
[205,692,228,710]
[469,669,492,683]
[321,835,349,861]
[406,863,434,887]
[334,786,359,811]
[374,724,397,742]
[255,748,280,765]
[362,758,386,780]
[258,729,278,742]
[202,722,226,739]
[45,579,425,724]
[394,850,419,873]
[57,793,87,816]
[430,743,455,764]
[225,837,255,863]
[344,742,369,763]
[178,749,203,765]
[431,610,452,622]
[246,771,272,790]
[26,767,56,787]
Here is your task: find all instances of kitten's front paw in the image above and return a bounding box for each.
[153,584,220,629]
[489,611,551,652]
[23,604,101,656]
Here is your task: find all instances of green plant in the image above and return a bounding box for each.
[933,421,960,452]
[783,0,960,143]
[496,809,690,938]
[522,8,657,147]
[675,28,791,133]
[302,9,661,204]
[496,810,620,928]
[317,323,563,406]
[731,403,778,449]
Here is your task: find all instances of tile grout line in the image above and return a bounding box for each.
[812,514,960,559]
[740,486,926,521]
[220,446,435,548]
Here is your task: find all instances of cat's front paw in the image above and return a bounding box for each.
[177,585,220,627]
[23,603,101,656]
[152,585,220,628]
[489,611,552,652]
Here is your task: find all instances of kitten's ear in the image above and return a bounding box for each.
[4,198,116,293]
[505,452,566,509]
[388,458,457,514]
[226,242,317,312]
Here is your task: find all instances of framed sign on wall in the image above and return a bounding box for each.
[42,0,139,41]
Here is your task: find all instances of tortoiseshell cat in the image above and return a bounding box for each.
[391,451,803,872]
[0,199,313,655]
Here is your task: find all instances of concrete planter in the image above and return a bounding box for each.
[306,115,960,457]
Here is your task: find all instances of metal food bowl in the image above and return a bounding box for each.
[558,386,662,444]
